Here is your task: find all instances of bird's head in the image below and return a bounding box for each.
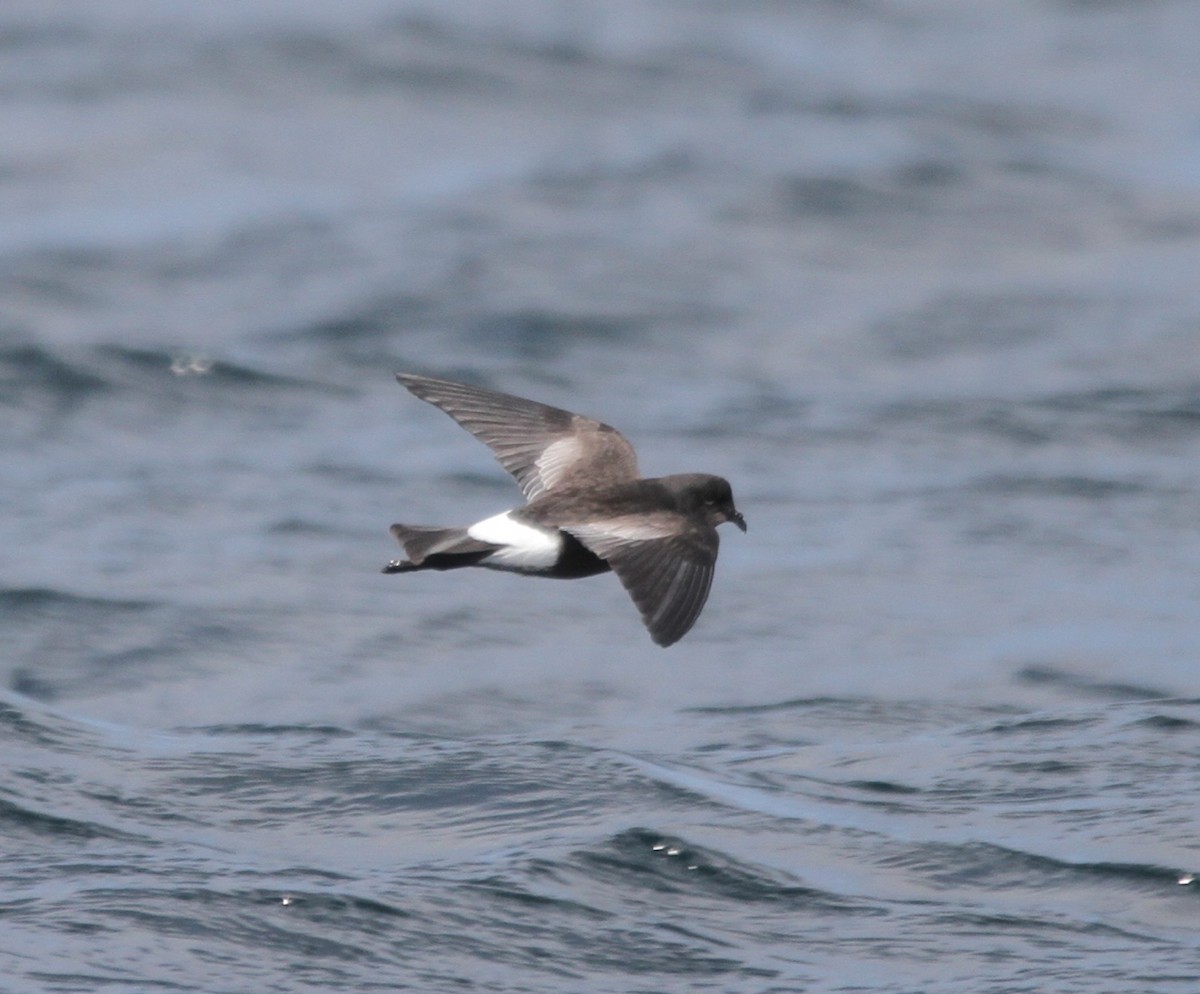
[672,474,747,532]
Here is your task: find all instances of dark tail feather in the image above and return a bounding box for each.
[382,524,497,573]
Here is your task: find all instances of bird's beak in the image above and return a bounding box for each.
[729,510,747,532]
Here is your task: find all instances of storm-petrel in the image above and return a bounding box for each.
[383,373,746,646]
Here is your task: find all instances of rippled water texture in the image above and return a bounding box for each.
[3,2,1199,991]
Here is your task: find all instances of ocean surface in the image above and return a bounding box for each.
[3,2,1199,991]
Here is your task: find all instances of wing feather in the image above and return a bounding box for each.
[567,518,719,647]
[397,374,639,499]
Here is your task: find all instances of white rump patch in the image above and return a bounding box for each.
[534,436,583,492]
[467,511,562,572]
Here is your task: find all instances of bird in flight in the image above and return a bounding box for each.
[383,373,746,646]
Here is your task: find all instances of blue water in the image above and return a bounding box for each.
[3,2,1200,991]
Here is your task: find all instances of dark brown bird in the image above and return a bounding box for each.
[384,373,746,646]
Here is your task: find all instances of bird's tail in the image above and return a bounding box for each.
[382,524,498,573]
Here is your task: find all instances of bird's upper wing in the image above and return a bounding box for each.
[565,514,719,647]
[397,374,640,500]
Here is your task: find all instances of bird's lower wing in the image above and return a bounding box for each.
[567,518,718,647]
